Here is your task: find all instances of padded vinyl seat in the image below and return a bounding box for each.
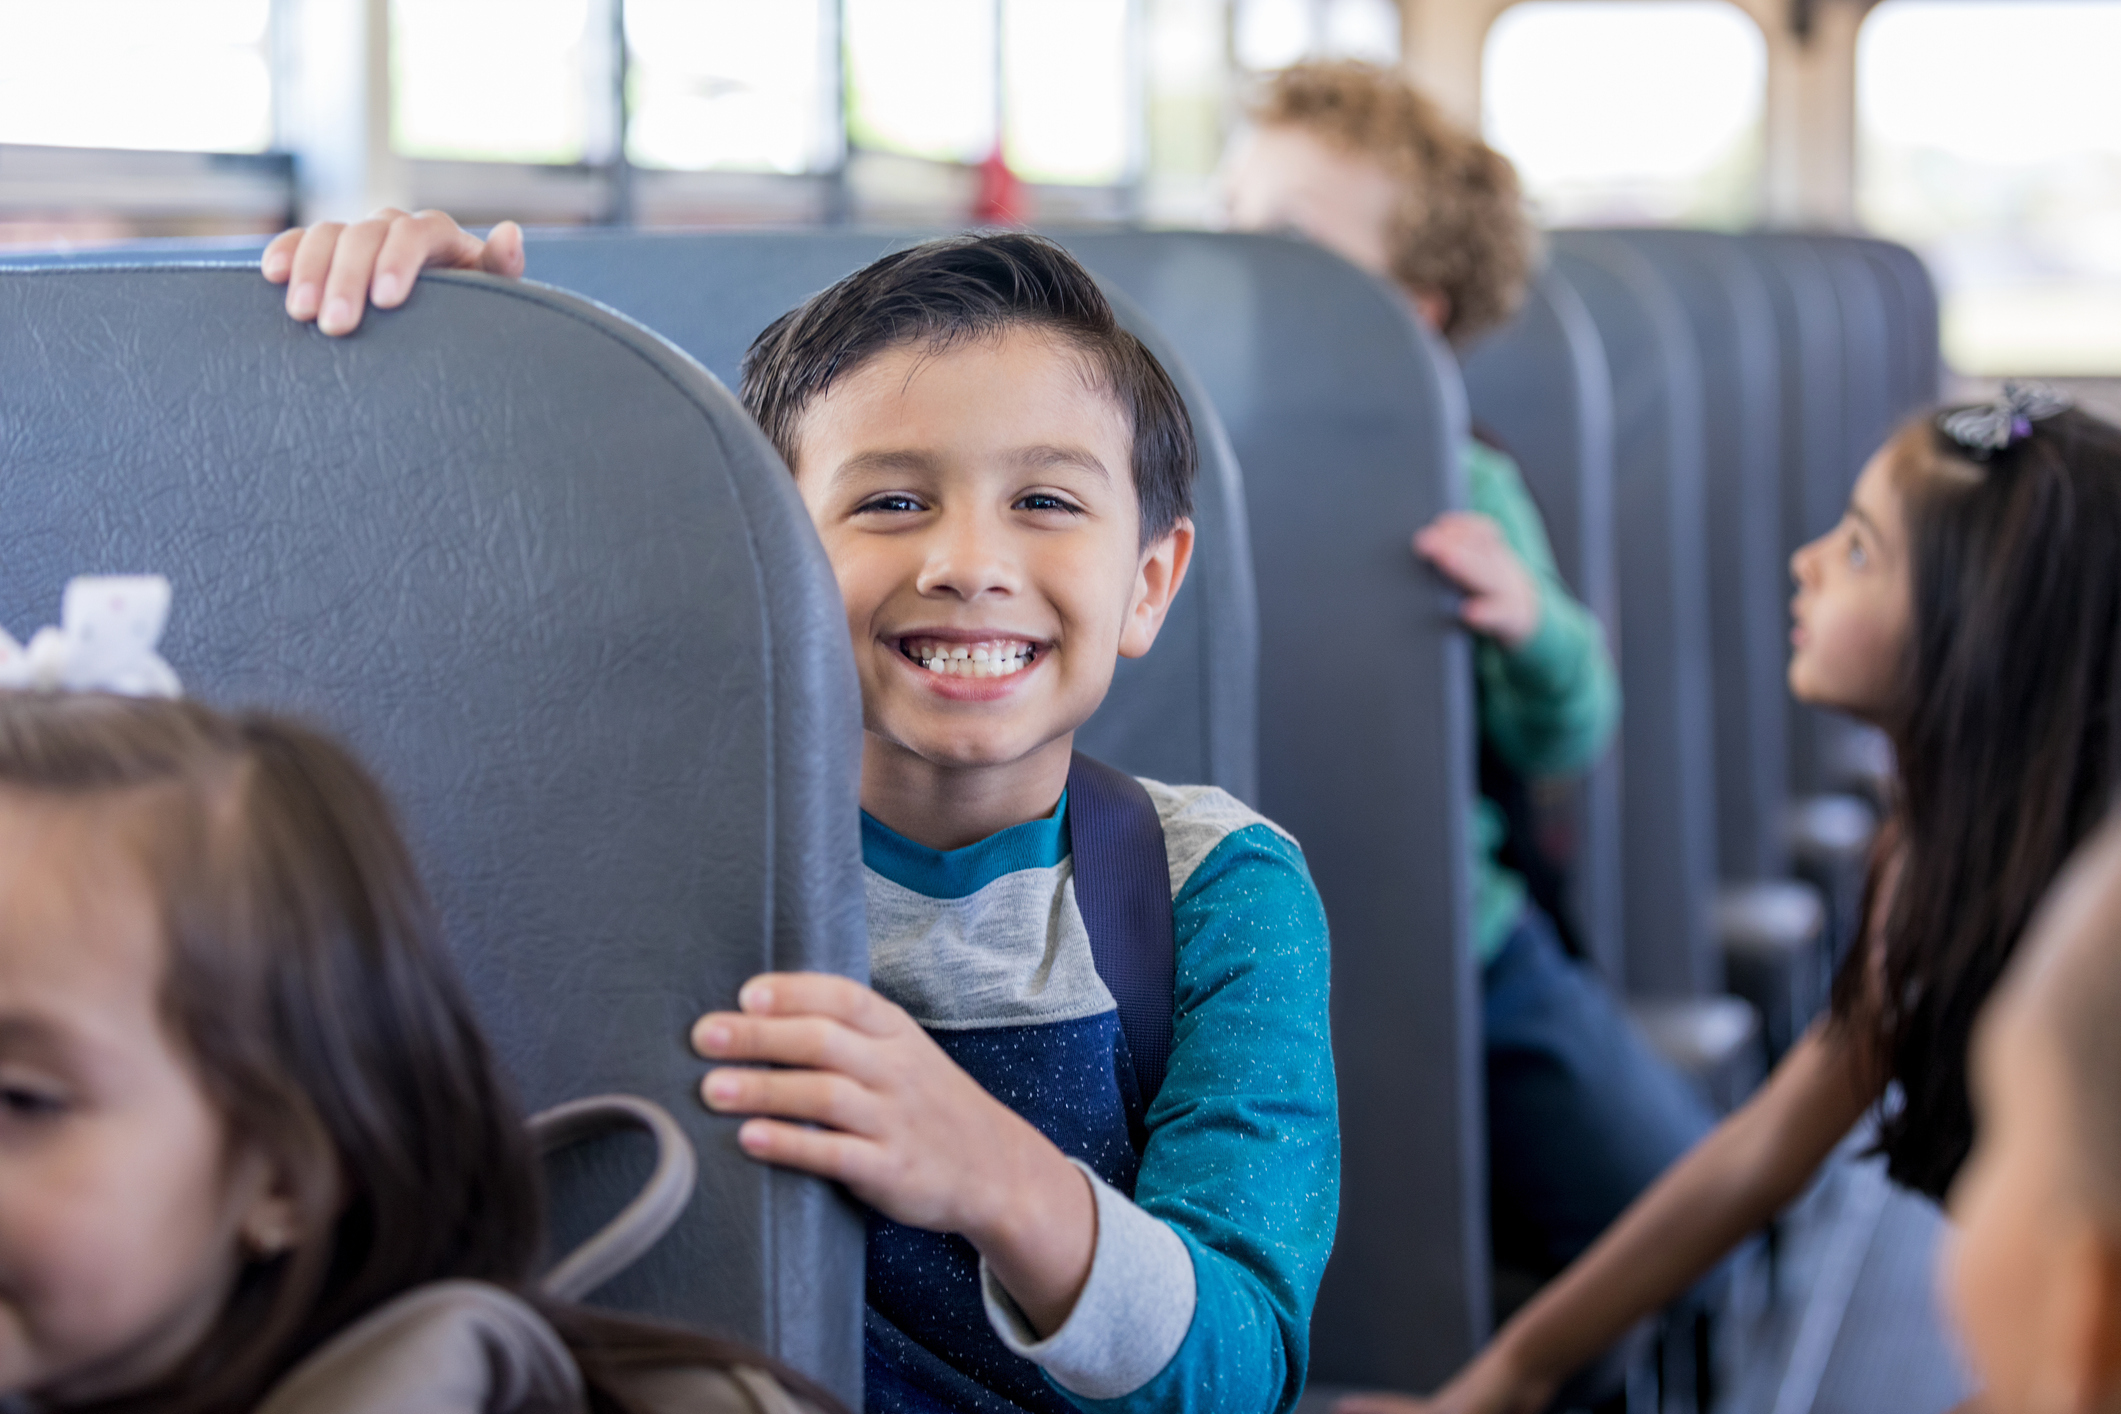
[1549,235,1719,1001]
[1789,792,1880,968]
[0,265,867,1404]
[1715,880,1828,1061]
[1056,231,1486,1393]
[1461,268,1625,983]
[1594,231,1841,1068]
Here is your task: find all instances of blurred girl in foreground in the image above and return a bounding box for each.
[0,687,835,1413]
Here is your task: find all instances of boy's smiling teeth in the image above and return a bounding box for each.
[901,637,1039,678]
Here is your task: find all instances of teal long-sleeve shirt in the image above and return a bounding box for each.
[1465,440,1621,963]
[861,779,1338,1413]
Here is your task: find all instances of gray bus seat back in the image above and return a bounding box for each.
[1059,229,1483,1390]
[1460,266,1626,981]
[1810,237,1900,483]
[1734,235,1853,799]
[1605,230,1790,882]
[1552,234,1721,999]
[0,266,866,1403]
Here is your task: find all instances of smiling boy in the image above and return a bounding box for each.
[264,219,1339,1414]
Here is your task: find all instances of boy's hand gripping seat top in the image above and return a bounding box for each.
[0,266,868,1407]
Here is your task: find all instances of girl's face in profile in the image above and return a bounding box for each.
[0,791,287,1404]
[1789,451,1915,721]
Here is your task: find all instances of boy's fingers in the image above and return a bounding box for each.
[261,228,303,284]
[481,219,527,277]
[371,213,447,308]
[693,1011,873,1076]
[740,972,901,1035]
[317,217,392,335]
[702,1065,878,1133]
[403,208,485,267]
[732,1117,872,1184]
[284,222,344,321]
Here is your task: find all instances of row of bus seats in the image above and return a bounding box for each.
[0,221,1937,1405]
[1469,230,1937,1076]
[1459,230,1937,1406]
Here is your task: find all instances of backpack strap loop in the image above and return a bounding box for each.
[530,1094,698,1301]
[1066,752,1177,1118]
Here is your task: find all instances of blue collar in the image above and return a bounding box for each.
[861,793,1071,899]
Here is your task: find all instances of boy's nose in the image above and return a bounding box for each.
[915,517,1020,600]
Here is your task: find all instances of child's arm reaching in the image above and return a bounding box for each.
[261,209,524,336]
[691,974,1099,1337]
[1336,1022,1878,1414]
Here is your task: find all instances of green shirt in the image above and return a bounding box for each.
[1465,440,1621,963]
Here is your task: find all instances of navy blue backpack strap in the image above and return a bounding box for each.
[1066,751,1177,1117]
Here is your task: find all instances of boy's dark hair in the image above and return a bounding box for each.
[0,693,843,1414]
[740,232,1197,545]
[1829,406,2121,1200]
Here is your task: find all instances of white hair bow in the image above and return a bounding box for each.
[0,576,182,698]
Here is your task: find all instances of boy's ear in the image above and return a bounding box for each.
[1118,518,1196,661]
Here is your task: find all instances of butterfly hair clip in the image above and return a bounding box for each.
[0,576,181,698]
[1937,382,2070,461]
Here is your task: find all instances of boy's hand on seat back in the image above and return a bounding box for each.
[261,209,524,336]
[1415,511,1542,651]
[692,973,1097,1337]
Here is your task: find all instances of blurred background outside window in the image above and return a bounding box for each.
[0,0,283,245]
[626,0,837,174]
[845,0,997,164]
[1482,0,1766,228]
[4,0,2114,383]
[1233,0,1400,70]
[391,0,599,164]
[1004,0,1136,186]
[0,0,273,154]
[1858,0,2121,376]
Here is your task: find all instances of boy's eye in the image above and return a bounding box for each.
[856,494,926,516]
[1846,534,1868,569]
[1015,492,1083,514]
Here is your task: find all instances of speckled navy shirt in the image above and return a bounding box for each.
[860,779,1339,1414]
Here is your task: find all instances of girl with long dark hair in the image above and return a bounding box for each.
[0,689,841,1414]
[1338,392,2121,1414]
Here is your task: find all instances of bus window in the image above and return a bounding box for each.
[391,0,596,164]
[1860,0,2121,376]
[1481,0,1764,227]
[0,0,270,153]
[1234,0,1401,70]
[1004,0,1134,185]
[844,0,998,164]
[624,0,837,174]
